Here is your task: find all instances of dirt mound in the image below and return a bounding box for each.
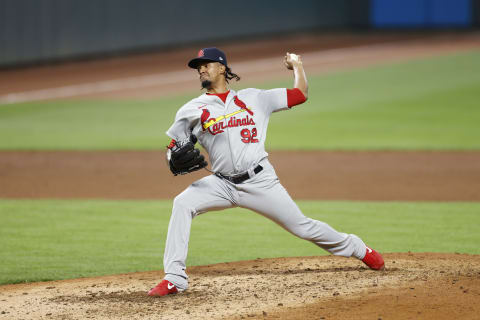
[1,253,479,319]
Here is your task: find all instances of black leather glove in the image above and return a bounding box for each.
[167,137,207,176]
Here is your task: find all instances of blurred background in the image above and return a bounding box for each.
[0,0,478,67]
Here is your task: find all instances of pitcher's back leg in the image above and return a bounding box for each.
[238,179,366,259]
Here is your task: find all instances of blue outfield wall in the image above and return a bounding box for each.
[371,0,473,27]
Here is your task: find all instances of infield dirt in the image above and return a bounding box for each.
[1,150,480,201]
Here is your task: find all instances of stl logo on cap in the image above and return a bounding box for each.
[197,49,204,57]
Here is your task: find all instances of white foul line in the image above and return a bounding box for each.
[1,39,477,105]
[0,69,195,105]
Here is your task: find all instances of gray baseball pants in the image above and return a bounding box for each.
[163,159,367,290]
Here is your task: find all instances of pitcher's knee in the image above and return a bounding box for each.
[173,193,186,207]
[173,194,196,218]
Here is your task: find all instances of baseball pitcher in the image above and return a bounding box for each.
[148,47,385,296]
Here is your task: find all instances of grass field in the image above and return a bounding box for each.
[0,51,479,150]
[1,199,479,285]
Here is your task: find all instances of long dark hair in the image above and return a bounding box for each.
[200,65,241,90]
[225,66,240,83]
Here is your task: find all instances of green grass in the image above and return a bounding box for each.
[268,51,480,150]
[0,95,196,150]
[1,199,479,284]
[0,51,479,150]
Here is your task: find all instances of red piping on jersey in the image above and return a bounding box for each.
[206,90,230,103]
[287,88,307,108]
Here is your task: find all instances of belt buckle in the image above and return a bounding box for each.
[247,167,255,179]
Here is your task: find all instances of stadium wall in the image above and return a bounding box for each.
[0,0,353,67]
[1,0,476,68]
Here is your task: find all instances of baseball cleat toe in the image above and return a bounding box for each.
[148,280,179,296]
[362,246,385,270]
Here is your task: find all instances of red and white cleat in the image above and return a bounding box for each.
[148,280,179,296]
[362,246,385,270]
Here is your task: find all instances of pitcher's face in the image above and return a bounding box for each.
[197,61,225,89]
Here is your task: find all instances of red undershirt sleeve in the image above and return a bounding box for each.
[287,88,307,108]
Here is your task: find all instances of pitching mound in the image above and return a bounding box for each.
[1,253,479,319]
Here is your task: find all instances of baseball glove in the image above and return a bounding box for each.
[167,136,207,176]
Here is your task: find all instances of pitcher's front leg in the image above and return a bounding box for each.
[162,175,235,290]
[163,196,196,290]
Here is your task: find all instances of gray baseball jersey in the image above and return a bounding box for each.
[163,88,367,290]
[166,88,288,175]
